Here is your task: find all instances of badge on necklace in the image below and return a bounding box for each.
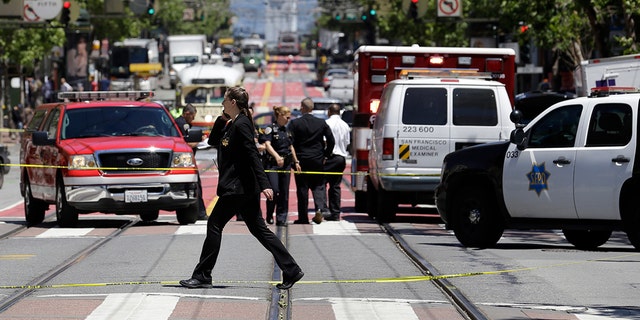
[221,137,229,147]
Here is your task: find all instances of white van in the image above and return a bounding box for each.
[367,74,515,222]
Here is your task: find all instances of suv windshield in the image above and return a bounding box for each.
[61,107,180,139]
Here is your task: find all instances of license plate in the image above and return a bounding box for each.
[125,190,148,203]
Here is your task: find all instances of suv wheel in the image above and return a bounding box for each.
[562,229,611,250]
[375,188,396,223]
[176,203,198,225]
[140,210,160,222]
[56,180,78,227]
[24,178,47,226]
[452,185,504,248]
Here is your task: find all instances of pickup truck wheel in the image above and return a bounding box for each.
[452,186,503,248]
[56,180,78,227]
[562,229,611,250]
[24,178,46,226]
[140,211,159,222]
[375,189,397,224]
[176,203,198,225]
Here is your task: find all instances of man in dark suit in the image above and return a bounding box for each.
[289,97,335,224]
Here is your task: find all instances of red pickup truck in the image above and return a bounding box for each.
[20,91,202,227]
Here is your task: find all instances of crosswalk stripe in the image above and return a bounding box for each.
[330,299,419,320]
[36,228,94,238]
[85,293,179,320]
[313,220,361,235]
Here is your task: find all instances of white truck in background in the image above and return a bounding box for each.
[167,34,207,89]
[109,38,161,91]
[574,53,640,96]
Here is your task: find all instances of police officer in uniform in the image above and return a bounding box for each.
[263,106,298,226]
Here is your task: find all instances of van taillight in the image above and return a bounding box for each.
[370,99,380,113]
[485,58,504,72]
[382,138,394,160]
[370,56,388,71]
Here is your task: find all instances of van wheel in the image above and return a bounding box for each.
[375,189,397,224]
[366,177,377,219]
[24,178,47,226]
[56,180,78,227]
[354,191,367,213]
[140,210,159,222]
[562,229,611,250]
[452,185,503,248]
[177,203,198,225]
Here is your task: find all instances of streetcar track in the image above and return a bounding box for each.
[0,218,139,313]
[382,223,488,320]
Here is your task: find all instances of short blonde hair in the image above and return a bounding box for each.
[273,105,291,117]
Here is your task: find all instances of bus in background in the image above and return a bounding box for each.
[176,63,244,135]
[277,31,299,56]
[109,38,161,91]
[240,36,266,72]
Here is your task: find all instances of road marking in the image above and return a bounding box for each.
[85,293,178,320]
[0,254,34,260]
[313,220,361,235]
[175,220,207,235]
[330,298,419,320]
[36,228,94,238]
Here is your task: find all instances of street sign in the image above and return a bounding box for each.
[23,0,63,22]
[437,0,461,18]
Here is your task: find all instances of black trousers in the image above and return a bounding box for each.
[294,157,328,222]
[266,165,292,224]
[190,194,301,282]
[324,155,346,215]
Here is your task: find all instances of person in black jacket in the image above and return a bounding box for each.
[180,87,304,290]
[288,97,335,224]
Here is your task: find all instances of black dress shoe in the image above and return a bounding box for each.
[293,219,309,224]
[179,278,213,288]
[276,221,287,226]
[277,271,304,290]
[266,217,274,224]
[325,215,340,221]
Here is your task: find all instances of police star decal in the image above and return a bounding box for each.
[527,163,550,196]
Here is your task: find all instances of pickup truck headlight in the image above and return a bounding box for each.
[69,155,97,169]
[172,152,195,167]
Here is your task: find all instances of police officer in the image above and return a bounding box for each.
[263,106,298,225]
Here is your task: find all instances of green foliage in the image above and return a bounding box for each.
[0,23,66,73]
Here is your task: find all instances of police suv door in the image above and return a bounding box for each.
[502,104,583,219]
[573,101,634,220]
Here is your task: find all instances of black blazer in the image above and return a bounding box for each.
[208,115,271,196]
[288,113,335,162]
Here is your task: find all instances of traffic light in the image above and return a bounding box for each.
[409,0,418,21]
[61,1,71,26]
[146,0,155,15]
[335,13,341,21]
[519,23,531,64]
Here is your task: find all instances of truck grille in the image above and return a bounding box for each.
[98,152,171,174]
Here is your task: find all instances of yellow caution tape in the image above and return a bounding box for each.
[1,253,636,290]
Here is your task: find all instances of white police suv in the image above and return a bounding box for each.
[436,87,640,250]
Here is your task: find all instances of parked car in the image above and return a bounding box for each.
[327,77,354,104]
[322,68,350,91]
[514,91,576,124]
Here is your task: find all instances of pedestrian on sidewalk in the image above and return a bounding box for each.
[324,103,350,221]
[180,86,304,290]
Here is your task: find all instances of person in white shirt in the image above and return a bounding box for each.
[323,103,350,221]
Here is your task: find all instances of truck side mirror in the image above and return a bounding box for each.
[185,128,203,143]
[32,131,55,146]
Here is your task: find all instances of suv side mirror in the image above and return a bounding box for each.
[185,128,203,143]
[32,131,55,146]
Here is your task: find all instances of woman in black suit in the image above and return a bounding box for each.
[180,87,304,290]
